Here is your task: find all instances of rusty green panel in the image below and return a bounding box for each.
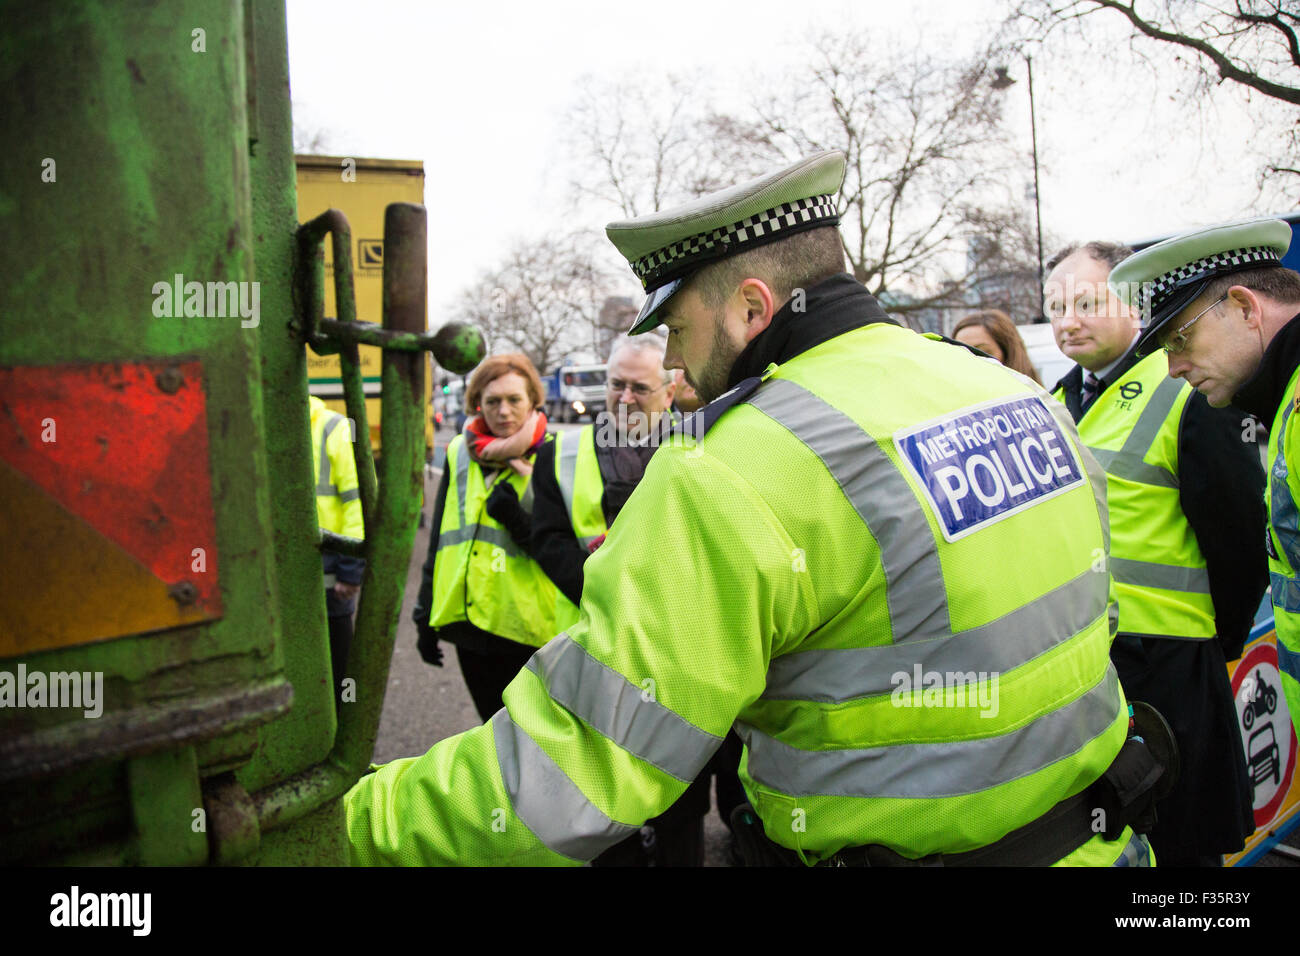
[254,797,348,867]
[127,747,209,865]
[238,0,338,798]
[0,0,424,866]
[0,1,284,702]
[0,0,307,861]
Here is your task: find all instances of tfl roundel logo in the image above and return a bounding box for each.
[1118,381,1143,401]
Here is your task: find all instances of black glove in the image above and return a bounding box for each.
[417,625,444,667]
[485,479,531,547]
[602,479,639,522]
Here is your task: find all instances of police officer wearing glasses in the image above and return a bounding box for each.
[1046,241,1266,866]
[1112,218,1300,747]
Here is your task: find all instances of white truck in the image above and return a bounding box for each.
[544,362,608,423]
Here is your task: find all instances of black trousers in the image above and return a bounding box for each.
[592,772,710,867]
[327,612,353,713]
[1112,634,1255,865]
[455,639,538,723]
[707,730,746,831]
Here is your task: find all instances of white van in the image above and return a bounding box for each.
[1018,323,1073,390]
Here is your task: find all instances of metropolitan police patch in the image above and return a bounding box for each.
[895,396,1086,542]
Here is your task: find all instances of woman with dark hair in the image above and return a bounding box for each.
[953,309,1042,385]
[412,352,569,721]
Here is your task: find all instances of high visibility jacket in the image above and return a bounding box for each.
[429,434,568,648]
[347,323,1138,866]
[309,396,364,540]
[554,426,608,551]
[1264,364,1300,734]
[548,426,605,632]
[1053,353,1216,640]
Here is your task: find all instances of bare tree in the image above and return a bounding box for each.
[562,33,1038,323]
[958,204,1058,324]
[454,232,625,373]
[1009,0,1300,196]
[563,73,775,217]
[292,120,335,155]
[728,34,1037,318]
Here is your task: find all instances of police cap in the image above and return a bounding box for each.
[606,150,847,335]
[1111,218,1292,357]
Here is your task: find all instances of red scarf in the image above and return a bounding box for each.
[464,409,548,476]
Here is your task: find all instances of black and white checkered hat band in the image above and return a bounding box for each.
[631,194,839,289]
[1139,245,1282,316]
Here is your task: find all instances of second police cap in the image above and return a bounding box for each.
[1110,217,1292,357]
[606,150,848,335]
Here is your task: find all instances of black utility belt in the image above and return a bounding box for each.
[732,701,1177,867]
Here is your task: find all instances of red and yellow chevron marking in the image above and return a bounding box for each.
[0,360,222,656]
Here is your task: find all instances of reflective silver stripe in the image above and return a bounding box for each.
[1109,556,1211,593]
[557,431,581,524]
[339,488,360,503]
[1086,375,1183,489]
[1121,375,1183,460]
[455,441,470,526]
[748,378,949,643]
[1084,447,1178,489]
[1113,832,1151,867]
[491,709,637,861]
[763,568,1107,703]
[527,634,722,781]
[316,413,346,496]
[435,523,521,556]
[1041,396,1111,554]
[740,666,1121,799]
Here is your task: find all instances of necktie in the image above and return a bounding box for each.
[1081,372,1102,414]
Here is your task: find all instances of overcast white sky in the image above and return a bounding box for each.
[285,0,1282,323]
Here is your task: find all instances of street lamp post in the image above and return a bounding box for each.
[992,53,1046,322]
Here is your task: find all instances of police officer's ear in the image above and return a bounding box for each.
[737,278,776,344]
[1229,286,1261,329]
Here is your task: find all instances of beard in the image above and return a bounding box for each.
[690,313,744,403]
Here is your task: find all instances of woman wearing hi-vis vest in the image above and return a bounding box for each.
[412,353,570,722]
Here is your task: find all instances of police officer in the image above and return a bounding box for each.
[1046,241,1264,866]
[1112,218,1300,742]
[345,151,1156,866]
[309,395,366,710]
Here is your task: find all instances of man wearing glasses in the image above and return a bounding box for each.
[1045,240,1264,866]
[1112,217,1300,750]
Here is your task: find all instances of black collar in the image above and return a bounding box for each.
[728,273,898,386]
[1233,312,1300,420]
[1052,343,1144,423]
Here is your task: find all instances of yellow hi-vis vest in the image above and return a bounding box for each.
[1264,365,1300,737]
[550,426,606,632]
[1053,352,1215,640]
[347,323,1139,866]
[309,396,364,539]
[430,433,567,648]
[554,425,608,550]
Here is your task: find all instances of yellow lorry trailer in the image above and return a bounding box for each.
[296,155,434,457]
